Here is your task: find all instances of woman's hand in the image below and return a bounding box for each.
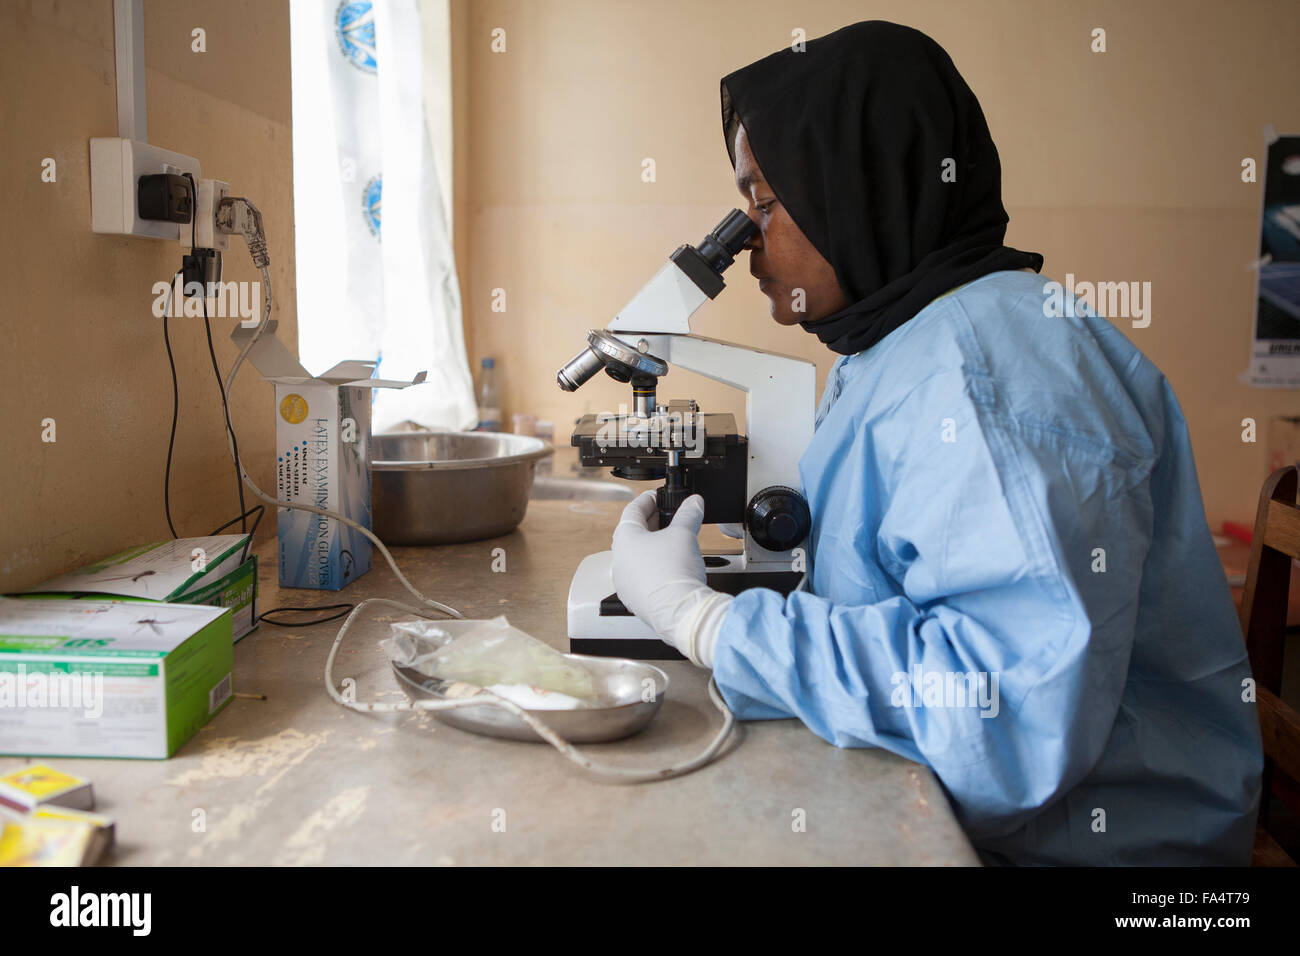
[610,491,731,666]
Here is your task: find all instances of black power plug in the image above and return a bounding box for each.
[182,248,222,297]
[138,173,193,223]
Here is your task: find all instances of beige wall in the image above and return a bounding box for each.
[452,0,1300,532]
[4,0,1298,594]
[0,0,295,591]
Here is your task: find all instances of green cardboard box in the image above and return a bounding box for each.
[0,597,233,759]
[21,535,258,642]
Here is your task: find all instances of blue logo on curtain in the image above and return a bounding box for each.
[336,1,377,73]
[363,176,382,239]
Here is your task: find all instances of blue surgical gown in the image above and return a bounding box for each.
[712,269,1263,865]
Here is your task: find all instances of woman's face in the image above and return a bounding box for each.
[734,124,849,325]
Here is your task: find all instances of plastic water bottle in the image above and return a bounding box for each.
[475,357,501,431]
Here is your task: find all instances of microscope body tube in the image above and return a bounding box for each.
[631,374,657,418]
[556,210,758,389]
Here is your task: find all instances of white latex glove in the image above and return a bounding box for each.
[611,491,733,668]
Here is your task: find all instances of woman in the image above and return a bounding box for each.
[610,20,1262,865]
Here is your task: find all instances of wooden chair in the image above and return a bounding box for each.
[1239,465,1300,866]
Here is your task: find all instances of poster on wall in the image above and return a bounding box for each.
[1245,132,1300,387]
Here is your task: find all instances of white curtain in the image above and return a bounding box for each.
[289,0,477,430]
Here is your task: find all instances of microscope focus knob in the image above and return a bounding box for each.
[746,486,811,552]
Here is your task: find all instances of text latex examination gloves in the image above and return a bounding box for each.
[611,491,733,668]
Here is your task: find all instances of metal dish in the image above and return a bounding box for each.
[371,430,553,545]
[390,654,669,743]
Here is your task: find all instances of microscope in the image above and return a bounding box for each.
[556,210,816,658]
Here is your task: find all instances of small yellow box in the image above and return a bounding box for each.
[0,764,93,813]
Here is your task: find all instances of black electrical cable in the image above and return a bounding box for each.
[208,504,353,629]
[161,175,201,540]
[161,270,183,539]
[208,504,264,565]
[183,173,197,249]
[208,504,264,538]
[184,172,249,536]
[202,296,249,535]
[258,604,354,627]
[162,277,254,547]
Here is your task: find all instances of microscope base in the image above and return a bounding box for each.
[566,550,805,659]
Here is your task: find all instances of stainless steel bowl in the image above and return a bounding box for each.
[371,431,553,545]
[390,654,669,743]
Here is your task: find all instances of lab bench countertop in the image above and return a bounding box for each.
[37,499,979,866]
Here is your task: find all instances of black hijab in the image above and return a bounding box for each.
[721,20,1043,356]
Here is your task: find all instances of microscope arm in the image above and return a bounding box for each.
[609,331,815,566]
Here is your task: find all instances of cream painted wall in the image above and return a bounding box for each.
[452,0,1300,531]
[3,0,1296,594]
[0,0,296,591]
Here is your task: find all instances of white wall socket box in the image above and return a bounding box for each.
[90,137,201,240]
[196,179,230,250]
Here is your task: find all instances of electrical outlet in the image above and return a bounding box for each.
[90,137,201,239]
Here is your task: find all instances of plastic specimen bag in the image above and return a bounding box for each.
[382,615,596,709]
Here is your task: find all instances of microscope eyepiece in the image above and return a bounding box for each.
[695,209,758,275]
[711,208,759,255]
